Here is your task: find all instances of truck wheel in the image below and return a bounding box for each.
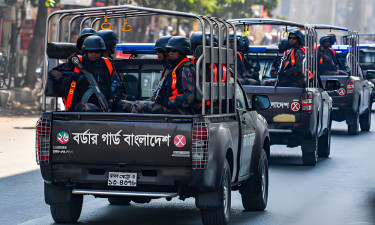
[318,119,331,158]
[348,112,360,135]
[50,194,83,223]
[240,149,268,211]
[301,134,318,166]
[200,159,231,225]
[359,107,371,131]
[108,197,131,205]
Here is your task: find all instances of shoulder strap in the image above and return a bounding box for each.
[237,51,243,63]
[329,47,336,56]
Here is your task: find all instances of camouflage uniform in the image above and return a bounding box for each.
[48,55,123,112]
[132,59,196,114]
[277,47,305,87]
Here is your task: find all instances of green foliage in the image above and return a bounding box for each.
[131,0,278,18]
[45,0,60,8]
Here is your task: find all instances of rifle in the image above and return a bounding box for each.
[70,56,109,112]
[154,76,167,102]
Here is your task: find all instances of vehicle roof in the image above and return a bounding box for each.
[228,18,304,28]
[305,24,348,31]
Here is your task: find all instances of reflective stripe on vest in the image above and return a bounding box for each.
[65,55,83,111]
[169,58,191,100]
[290,47,305,67]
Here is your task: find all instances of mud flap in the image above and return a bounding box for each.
[195,188,222,210]
[44,182,74,205]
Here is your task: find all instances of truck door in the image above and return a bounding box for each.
[236,83,256,177]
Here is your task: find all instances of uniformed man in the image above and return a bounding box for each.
[97,29,119,59]
[228,34,259,85]
[317,36,348,75]
[261,38,290,86]
[132,36,196,114]
[114,36,173,112]
[49,35,123,112]
[277,29,306,87]
[76,28,97,53]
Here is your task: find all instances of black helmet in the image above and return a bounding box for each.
[320,36,332,45]
[81,35,106,52]
[97,30,118,51]
[76,28,97,50]
[165,36,191,55]
[190,32,218,50]
[278,38,290,51]
[154,36,172,52]
[327,33,337,45]
[289,29,305,45]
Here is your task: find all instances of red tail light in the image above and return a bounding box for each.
[347,80,354,94]
[302,92,313,111]
[36,117,51,164]
[192,122,209,169]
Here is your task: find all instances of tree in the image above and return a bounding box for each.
[24,0,47,89]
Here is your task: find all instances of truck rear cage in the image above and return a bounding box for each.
[43,5,238,115]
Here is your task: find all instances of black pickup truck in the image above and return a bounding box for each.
[37,6,271,225]
[229,19,334,166]
[358,43,375,103]
[320,43,374,134]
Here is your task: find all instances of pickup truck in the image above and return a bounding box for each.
[228,19,335,166]
[37,6,271,225]
[358,43,375,103]
[320,42,374,134]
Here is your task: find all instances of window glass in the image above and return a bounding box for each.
[236,83,247,109]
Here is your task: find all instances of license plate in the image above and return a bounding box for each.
[108,172,137,187]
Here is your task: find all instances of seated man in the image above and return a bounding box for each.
[277,30,306,87]
[48,35,123,112]
[261,38,290,86]
[132,36,196,114]
[227,34,259,85]
[317,36,348,75]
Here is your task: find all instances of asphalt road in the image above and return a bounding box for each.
[0,112,375,225]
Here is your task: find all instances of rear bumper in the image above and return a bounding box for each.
[41,163,216,197]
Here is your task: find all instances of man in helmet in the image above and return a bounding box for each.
[48,35,123,112]
[277,29,306,87]
[327,33,337,45]
[227,34,259,85]
[76,28,97,53]
[262,38,290,86]
[317,36,348,75]
[97,29,119,59]
[190,32,232,84]
[132,36,196,114]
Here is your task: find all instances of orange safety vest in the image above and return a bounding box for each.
[237,51,244,63]
[169,58,191,100]
[63,56,113,111]
[319,47,336,64]
[284,47,313,79]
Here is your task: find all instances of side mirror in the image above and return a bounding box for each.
[251,95,270,110]
[325,79,340,91]
[366,70,375,80]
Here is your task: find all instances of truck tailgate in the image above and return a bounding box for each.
[320,75,349,97]
[243,86,304,126]
[50,115,193,166]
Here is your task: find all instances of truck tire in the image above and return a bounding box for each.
[240,149,268,211]
[318,119,331,158]
[301,134,318,166]
[200,159,231,225]
[348,111,360,135]
[50,194,83,223]
[108,197,131,205]
[359,107,371,131]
